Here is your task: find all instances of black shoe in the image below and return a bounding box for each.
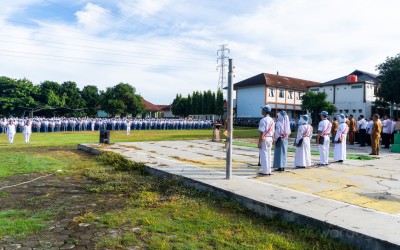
[274,168,285,172]
[257,172,272,176]
[335,160,343,163]
[295,166,305,169]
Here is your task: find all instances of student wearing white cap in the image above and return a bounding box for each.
[333,114,349,162]
[258,105,275,176]
[273,110,291,171]
[294,115,313,168]
[317,111,332,166]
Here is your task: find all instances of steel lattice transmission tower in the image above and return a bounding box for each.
[217,44,230,91]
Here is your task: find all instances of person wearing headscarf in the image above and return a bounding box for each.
[273,110,291,171]
[370,114,382,155]
[317,111,332,166]
[294,115,313,168]
[258,105,275,176]
[333,114,349,162]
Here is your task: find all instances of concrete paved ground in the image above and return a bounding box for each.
[99,139,400,215]
[78,139,400,249]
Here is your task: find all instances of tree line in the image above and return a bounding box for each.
[172,89,224,117]
[0,76,144,117]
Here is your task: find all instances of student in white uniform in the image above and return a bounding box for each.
[23,120,32,144]
[126,119,131,136]
[7,120,16,144]
[317,111,332,166]
[258,105,275,176]
[333,114,349,162]
[294,115,313,168]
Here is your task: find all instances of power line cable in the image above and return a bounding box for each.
[0,37,212,63]
[0,50,213,71]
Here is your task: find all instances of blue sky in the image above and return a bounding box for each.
[1,0,400,104]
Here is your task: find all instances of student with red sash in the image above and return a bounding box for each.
[317,111,332,166]
[258,105,275,176]
[333,114,349,162]
[294,115,313,168]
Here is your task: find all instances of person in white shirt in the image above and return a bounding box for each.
[294,115,313,168]
[126,119,131,136]
[357,115,367,147]
[1,117,7,134]
[391,118,397,145]
[317,111,332,166]
[7,120,16,144]
[258,105,275,176]
[334,114,349,162]
[366,117,373,146]
[23,120,32,143]
[381,115,392,148]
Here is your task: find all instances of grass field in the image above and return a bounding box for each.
[0,129,354,249]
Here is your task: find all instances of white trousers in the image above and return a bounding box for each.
[24,133,31,143]
[8,133,15,144]
[126,127,131,135]
[259,137,273,174]
[319,135,330,164]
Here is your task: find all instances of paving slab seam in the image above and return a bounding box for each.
[78,143,400,250]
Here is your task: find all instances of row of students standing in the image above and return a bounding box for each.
[257,106,350,176]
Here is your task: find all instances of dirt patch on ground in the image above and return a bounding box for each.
[0,173,129,249]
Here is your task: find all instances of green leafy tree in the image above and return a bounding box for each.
[99,83,144,117]
[301,91,336,126]
[376,54,400,112]
[215,89,224,117]
[60,81,86,116]
[0,77,38,116]
[81,85,100,117]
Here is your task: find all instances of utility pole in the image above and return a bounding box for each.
[217,44,230,91]
[226,59,234,180]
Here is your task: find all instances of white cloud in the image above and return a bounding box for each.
[117,0,172,18]
[75,2,112,33]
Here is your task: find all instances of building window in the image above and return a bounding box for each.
[268,88,275,97]
[310,88,319,92]
[297,92,302,100]
[339,110,343,113]
[353,109,356,113]
[279,89,285,98]
[359,109,362,113]
[351,85,362,89]
[288,91,293,99]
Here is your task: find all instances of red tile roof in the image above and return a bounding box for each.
[234,73,319,91]
[141,99,171,112]
[157,105,171,111]
[141,98,161,111]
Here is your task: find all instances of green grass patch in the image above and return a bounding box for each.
[0,209,55,239]
[0,191,9,198]
[0,127,258,148]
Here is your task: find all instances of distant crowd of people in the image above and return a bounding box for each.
[1,117,213,144]
[257,105,398,176]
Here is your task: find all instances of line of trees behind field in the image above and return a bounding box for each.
[0,76,144,117]
[171,89,224,117]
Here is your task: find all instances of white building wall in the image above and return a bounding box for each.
[314,83,377,119]
[236,86,265,118]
